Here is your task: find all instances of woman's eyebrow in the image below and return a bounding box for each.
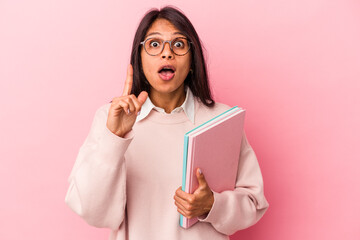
[144,31,186,39]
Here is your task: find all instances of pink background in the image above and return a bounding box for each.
[1,0,359,239]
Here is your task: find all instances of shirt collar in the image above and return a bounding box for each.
[136,86,195,124]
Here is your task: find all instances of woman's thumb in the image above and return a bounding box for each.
[138,91,148,105]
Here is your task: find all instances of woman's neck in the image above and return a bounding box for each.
[149,85,186,113]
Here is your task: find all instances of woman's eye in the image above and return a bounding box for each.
[174,41,184,48]
[150,41,161,48]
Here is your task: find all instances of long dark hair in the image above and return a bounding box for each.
[130,6,215,107]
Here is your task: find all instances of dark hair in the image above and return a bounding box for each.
[130,6,215,107]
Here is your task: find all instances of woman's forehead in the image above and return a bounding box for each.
[145,19,185,39]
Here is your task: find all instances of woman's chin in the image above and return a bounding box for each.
[149,80,185,95]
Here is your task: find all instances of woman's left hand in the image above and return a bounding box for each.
[174,168,214,219]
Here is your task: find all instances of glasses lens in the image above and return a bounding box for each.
[144,37,190,56]
[144,38,163,55]
[171,37,190,55]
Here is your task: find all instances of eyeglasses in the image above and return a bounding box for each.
[140,37,192,56]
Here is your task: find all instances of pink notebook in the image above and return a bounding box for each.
[180,106,246,228]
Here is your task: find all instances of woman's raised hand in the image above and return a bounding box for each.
[106,64,148,137]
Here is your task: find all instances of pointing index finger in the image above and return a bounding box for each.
[122,64,133,96]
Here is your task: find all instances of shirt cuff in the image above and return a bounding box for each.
[96,127,134,167]
[197,190,223,223]
[103,126,134,143]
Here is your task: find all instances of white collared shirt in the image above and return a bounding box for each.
[136,86,195,124]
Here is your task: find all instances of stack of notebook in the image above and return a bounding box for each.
[180,106,246,228]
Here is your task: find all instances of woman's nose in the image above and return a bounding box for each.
[161,42,174,59]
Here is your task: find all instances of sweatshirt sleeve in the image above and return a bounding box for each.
[197,130,269,235]
[64,104,134,231]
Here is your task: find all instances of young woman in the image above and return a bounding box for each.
[65,6,269,240]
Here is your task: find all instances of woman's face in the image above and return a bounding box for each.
[141,18,192,95]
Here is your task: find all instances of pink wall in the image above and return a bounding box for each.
[0,0,359,239]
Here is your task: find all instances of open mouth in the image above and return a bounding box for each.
[158,68,175,74]
[158,65,176,81]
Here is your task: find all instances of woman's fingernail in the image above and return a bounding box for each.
[198,168,202,174]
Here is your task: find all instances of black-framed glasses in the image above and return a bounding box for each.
[140,37,192,56]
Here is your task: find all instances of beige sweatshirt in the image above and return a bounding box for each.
[65,97,269,240]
